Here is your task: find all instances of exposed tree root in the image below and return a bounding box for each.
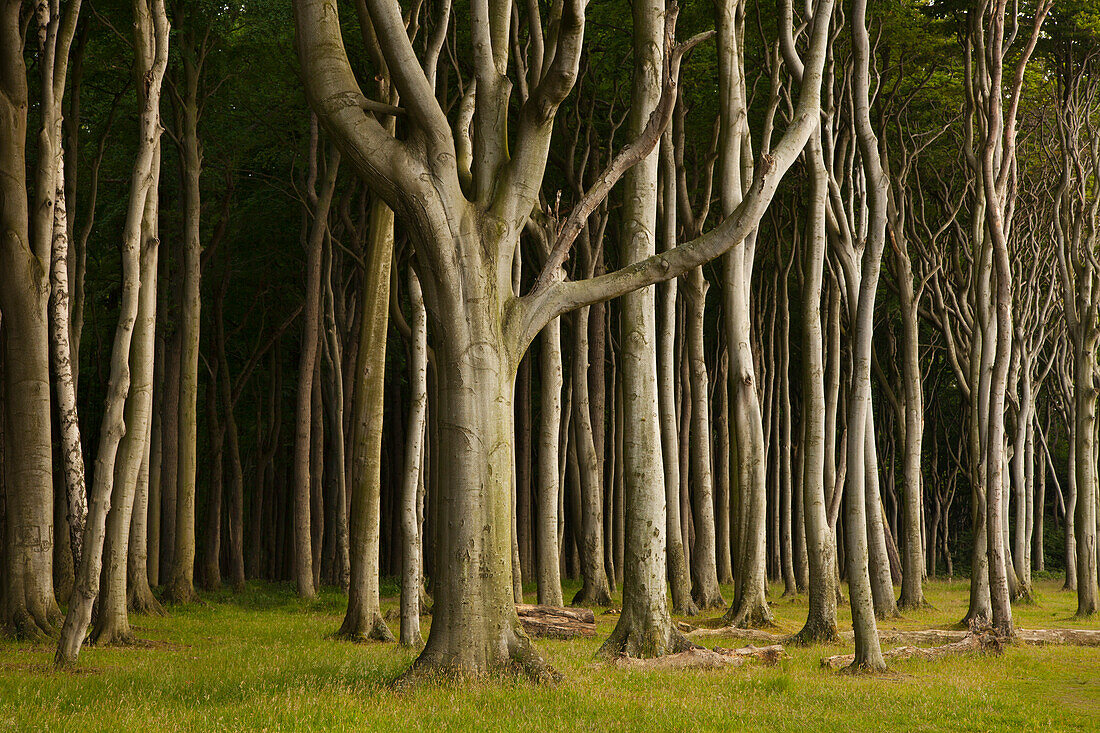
[392,625,560,689]
[791,619,841,645]
[672,597,701,617]
[610,644,786,671]
[721,600,776,630]
[692,587,727,612]
[599,617,695,660]
[571,585,612,608]
[336,613,395,642]
[516,604,596,640]
[821,631,1003,670]
[127,585,165,616]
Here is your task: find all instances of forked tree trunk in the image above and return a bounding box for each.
[840,0,886,671]
[718,0,772,629]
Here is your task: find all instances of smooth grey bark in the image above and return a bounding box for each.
[399,267,427,646]
[95,164,160,642]
[719,0,772,629]
[339,193,394,642]
[0,0,74,640]
[657,132,696,616]
[600,0,691,657]
[55,0,168,663]
[684,266,724,610]
[295,0,831,677]
[536,315,565,606]
[793,129,838,643]
[840,0,886,671]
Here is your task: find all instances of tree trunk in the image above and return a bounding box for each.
[794,130,838,643]
[338,193,394,641]
[684,267,724,609]
[656,135,696,615]
[570,305,612,607]
[95,175,160,643]
[55,3,167,661]
[600,0,692,657]
[536,316,565,606]
[399,267,427,646]
[165,61,203,605]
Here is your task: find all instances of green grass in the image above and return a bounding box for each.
[2,577,1098,731]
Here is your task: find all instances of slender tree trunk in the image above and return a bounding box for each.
[55,3,168,661]
[601,0,692,657]
[684,267,724,609]
[570,305,612,607]
[657,135,696,616]
[338,193,394,641]
[166,60,203,605]
[400,267,427,646]
[536,316,565,606]
[95,168,161,642]
[795,130,838,643]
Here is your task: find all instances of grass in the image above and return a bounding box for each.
[1,577,1098,731]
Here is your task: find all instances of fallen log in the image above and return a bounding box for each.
[820,632,1003,670]
[685,627,790,644]
[612,644,786,671]
[1016,628,1100,646]
[516,604,597,640]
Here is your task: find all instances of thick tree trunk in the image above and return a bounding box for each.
[403,305,550,681]
[0,4,62,639]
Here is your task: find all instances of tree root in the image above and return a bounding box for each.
[610,644,786,671]
[336,613,394,642]
[721,599,775,629]
[392,625,560,689]
[127,585,165,617]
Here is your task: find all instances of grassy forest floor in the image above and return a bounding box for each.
[1,576,1098,731]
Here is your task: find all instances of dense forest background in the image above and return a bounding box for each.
[2,0,1100,680]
